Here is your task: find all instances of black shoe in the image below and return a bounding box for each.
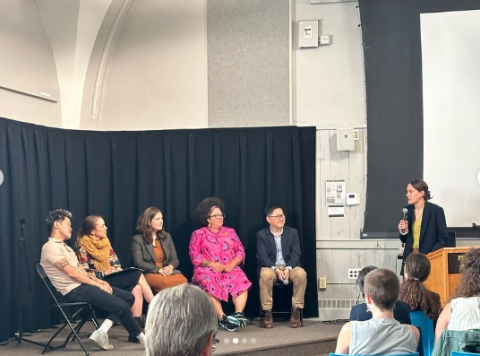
[230,312,250,328]
[128,334,140,344]
[135,316,145,329]
[218,314,239,332]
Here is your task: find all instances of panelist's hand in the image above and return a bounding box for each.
[283,269,290,281]
[209,262,225,272]
[223,262,236,272]
[275,268,284,281]
[99,283,112,294]
[161,265,173,276]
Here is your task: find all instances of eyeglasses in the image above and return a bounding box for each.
[268,214,286,220]
[212,332,219,353]
[209,214,225,219]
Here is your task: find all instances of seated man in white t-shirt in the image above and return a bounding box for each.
[335,268,420,355]
[40,209,146,350]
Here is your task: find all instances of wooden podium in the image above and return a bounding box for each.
[424,247,470,306]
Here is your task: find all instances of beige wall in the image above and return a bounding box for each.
[293,0,366,129]
[81,0,208,130]
[0,0,61,126]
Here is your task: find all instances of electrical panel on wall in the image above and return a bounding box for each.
[298,20,319,48]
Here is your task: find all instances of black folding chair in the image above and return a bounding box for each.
[36,263,99,356]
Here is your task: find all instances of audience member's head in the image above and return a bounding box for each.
[404,252,430,282]
[356,265,378,296]
[364,268,400,312]
[400,253,440,321]
[453,248,480,298]
[145,284,218,356]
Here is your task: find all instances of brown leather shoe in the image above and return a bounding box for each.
[289,308,301,328]
[261,310,273,328]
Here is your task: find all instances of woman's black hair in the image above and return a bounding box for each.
[194,197,225,226]
[356,265,378,295]
[45,209,72,232]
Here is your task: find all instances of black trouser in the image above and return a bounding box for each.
[65,284,141,337]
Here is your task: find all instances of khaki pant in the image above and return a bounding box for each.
[259,266,307,311]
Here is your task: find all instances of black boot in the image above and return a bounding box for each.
[134,316,145,329]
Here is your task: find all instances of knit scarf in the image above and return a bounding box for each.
[77,235,112,272]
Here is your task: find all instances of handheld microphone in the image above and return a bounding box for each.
[400,208,408,236]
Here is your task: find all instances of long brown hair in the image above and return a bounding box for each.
[399,253,441,321]
[452,248,480,298]
[136,207,166,244]
[76,215,102,246]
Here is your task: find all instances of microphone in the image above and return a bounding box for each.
[400,208,408,235]
[19,218,27,225]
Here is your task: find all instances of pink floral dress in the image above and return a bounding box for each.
[189,226,252,301]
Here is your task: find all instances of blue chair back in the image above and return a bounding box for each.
[451,352,480,355]
[329,353,419,356]
[411,311,434,356]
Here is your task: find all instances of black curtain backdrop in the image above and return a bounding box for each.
[0,117,317,343]
[359,0,480,238]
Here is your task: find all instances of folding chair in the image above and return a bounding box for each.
[410,311,434,356]
[36,263,99,356]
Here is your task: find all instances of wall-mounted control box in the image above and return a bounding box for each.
[346,193,359,206]
[298,20,319,48]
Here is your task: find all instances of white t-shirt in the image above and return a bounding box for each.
[448,297,480,331]
[40,238,81,295]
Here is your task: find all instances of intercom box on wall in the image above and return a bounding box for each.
[336,128,355,151]
[346,193,359,205]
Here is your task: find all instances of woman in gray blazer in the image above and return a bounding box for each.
[131,207,187,292]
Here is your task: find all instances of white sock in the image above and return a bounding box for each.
[136,332,146,346]
[98,319,114,334]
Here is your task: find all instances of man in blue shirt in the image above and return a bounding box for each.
[256,205,307,328]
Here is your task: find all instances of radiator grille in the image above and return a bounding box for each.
[318,298,358,309]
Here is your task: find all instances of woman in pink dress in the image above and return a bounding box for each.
[189,197,252,332]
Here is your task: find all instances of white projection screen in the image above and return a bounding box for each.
[421,10,480,227]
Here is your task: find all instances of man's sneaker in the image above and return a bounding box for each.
[218,314,239,332]
[89,330,114,350]
[230,311,250,328]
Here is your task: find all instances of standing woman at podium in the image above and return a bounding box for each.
[397,179,448,275]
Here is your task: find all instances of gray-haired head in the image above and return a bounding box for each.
[145,283,217,356]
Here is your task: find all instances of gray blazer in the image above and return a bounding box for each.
[131,232,180,273]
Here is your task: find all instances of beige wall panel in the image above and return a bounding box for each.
[318,129,366,240]
[0,0,61,125]
[293,0,366,128]
[84,0,208,131]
